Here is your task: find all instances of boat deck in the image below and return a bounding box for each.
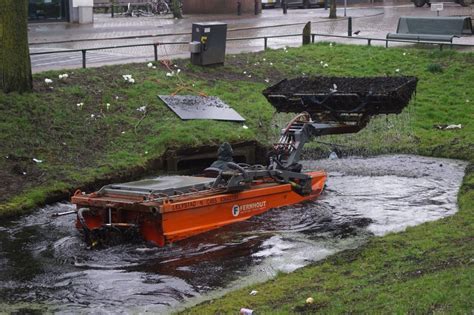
[98,176,215,197]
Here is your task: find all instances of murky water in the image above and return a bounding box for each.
[0,155,466,313]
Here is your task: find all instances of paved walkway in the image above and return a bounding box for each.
[28,1,474,72]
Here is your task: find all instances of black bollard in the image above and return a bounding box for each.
[237,1,242,16]
[302,22,311,45]
[348,17,352,37]
[282,0,287,14]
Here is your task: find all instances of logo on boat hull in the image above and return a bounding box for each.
[232,205,240,217]
[232,201,267,217]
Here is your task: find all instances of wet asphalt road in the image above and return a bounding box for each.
[28,2,474,72]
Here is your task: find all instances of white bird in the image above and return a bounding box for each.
[147,62,153,68]
[44,78,53,84]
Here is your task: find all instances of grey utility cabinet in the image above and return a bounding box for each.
[190,22,227,66]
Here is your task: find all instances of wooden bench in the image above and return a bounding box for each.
[386,16,472,47]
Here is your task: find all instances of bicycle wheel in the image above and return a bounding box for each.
[157,2,170,14]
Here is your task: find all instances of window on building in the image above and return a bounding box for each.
[29,0,68,21]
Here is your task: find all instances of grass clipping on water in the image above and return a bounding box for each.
[0,43,473,312]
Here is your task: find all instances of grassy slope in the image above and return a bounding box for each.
[179,45,474,313]
[0,65,273,216]
[183,171,473,314]
[0,43,473,312]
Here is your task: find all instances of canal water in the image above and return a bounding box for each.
[0,155,467,313]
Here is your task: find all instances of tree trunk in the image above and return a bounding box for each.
[329,0,337,19]
[0,0,33,93]
[171,0,182,19]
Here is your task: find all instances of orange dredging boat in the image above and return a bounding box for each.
[67,76,417,247]
[71,170,327,247]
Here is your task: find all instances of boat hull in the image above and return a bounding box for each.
[72,171,326,246]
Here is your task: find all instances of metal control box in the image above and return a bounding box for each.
[190,22,227,66]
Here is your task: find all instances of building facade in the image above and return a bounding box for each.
[183,0,262,14]
[28,0,93,23]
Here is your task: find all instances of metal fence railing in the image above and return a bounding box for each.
[29,17,474,70]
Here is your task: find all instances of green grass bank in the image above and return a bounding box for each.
[1,44,472,218]
[1,43,473,312]
[177,46,474,313]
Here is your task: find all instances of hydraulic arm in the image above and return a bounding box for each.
[269,112,369,170]
[263,76,418,170]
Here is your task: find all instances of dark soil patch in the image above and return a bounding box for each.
[0,157,47,203]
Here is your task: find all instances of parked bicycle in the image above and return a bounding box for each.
[122,0,172,17]
[150,0,170,15]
